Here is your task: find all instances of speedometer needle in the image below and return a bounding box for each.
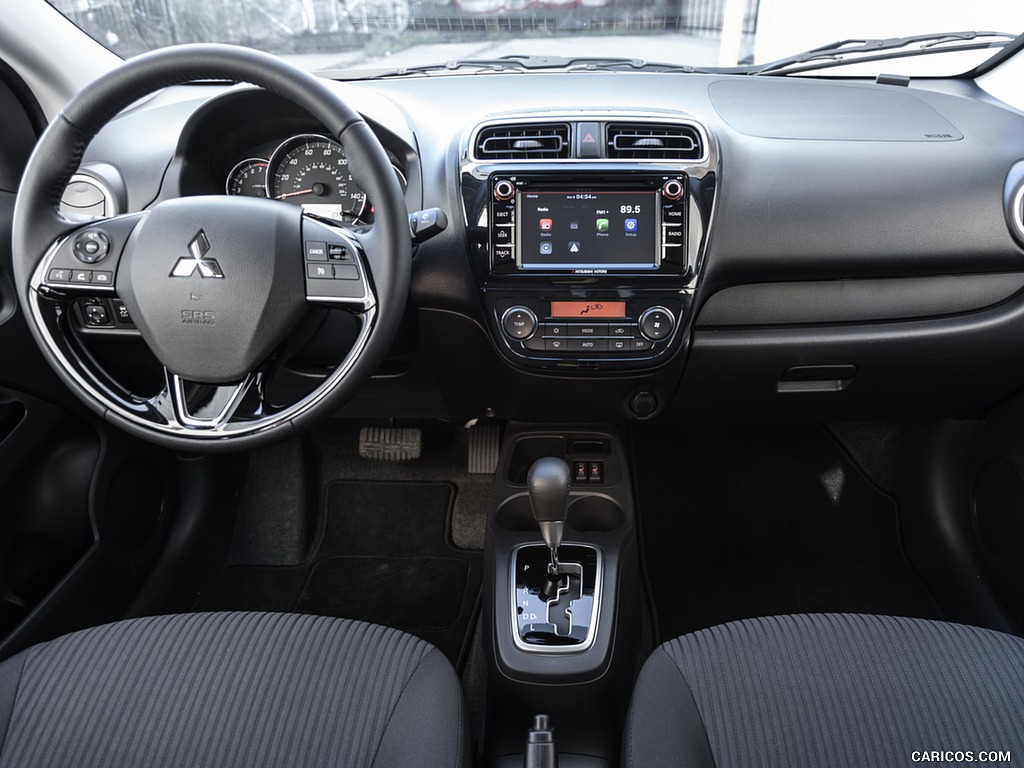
[275,189,314,200]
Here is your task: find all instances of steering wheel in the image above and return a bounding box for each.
[11,45,410,452]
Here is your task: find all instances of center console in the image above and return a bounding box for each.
[484,427,641,767]
[461,114,716,374]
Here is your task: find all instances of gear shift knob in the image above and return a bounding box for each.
[527,457,571,553]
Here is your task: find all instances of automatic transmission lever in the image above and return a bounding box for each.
[527,457,571,589]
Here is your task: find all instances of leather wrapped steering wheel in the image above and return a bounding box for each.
[11,44,410,451]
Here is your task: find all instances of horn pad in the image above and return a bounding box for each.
[116,196,307,384]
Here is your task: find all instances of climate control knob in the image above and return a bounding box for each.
[638,306,675,341]
[494,180,516,201]
[501,306,538,340]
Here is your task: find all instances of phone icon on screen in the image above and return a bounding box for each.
[596,218,609,232]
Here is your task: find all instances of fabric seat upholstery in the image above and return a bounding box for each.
[0,612,468,768]
[625,613,1024,767]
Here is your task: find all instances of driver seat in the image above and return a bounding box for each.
[0,612,469,767]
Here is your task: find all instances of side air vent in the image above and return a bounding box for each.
[475,123,571,160]
[606,123,703,160]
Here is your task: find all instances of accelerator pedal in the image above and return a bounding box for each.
[358,426,422,462]
[468,422,502,474]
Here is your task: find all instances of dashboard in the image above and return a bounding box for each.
[58,70,1024,425]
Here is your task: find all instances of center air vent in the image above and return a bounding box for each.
[606,123,703,160]
[475,123,571,160]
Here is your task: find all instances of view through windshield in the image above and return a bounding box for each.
[47,1,1024,75]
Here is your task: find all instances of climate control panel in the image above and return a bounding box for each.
[491,297,682,370]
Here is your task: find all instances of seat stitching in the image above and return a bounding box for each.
[628,644,718,768]
[367,644,435,768]
[0,648,34,765]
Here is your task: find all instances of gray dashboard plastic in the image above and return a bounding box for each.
[709,79,964,141]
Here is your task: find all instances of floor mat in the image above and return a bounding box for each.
[195,480,482,669]
[632,423,942,644]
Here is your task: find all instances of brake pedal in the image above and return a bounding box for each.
[468,422,501,474]
[358,426,422,462]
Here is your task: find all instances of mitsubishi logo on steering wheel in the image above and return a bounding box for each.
[170,230,224,278]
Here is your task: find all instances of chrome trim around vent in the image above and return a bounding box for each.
[475,122,571,160]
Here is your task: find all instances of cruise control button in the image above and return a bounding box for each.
[307,263,333,279]
[328,244,348,260]
[305,241,328,261]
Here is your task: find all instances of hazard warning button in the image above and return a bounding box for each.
[578,122,601,158]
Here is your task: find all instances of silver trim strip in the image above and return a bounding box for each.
[510,542,603,655]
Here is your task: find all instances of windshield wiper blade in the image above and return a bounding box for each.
[330,55,713,80]
[750,30,1018,76]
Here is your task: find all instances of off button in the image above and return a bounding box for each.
[501,307,537,340]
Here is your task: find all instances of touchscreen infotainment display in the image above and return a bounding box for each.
[518,190,659,271]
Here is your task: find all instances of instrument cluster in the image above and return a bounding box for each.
[225,133,405,224]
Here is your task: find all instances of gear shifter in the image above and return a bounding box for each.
[527,457,571,596]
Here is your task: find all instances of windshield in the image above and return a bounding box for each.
[46,0,1024,77]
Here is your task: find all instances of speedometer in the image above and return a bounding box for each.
[266,134,367,222]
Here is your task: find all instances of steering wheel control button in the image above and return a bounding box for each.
[48,268,72,283]
[332,264,359,280]
[502,307,537,340]
[308,263,333,279]
[72,230,110,263]
[305,241,328,261]
[72,270,93,283]
[638,306,675,341]
[328,244,348,260]
[92,271,113,285]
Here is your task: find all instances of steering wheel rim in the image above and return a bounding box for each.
[11,44,411,452]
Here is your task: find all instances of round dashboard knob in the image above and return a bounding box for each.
[494,180,515,201]
[638,306,675,341]
[662,179,684,201]
[501,306,538,340]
